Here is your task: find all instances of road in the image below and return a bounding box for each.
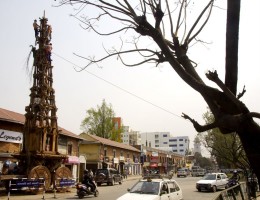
[0,176,222,200]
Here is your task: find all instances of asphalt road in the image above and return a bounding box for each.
[0,176,221,200]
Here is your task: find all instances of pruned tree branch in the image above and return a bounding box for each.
[182,112,217,132]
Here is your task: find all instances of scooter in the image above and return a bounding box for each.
[76,181,99,199]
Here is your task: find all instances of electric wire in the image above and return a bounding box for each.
[52,52,183,120]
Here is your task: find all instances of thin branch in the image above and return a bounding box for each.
[185,0,214,45]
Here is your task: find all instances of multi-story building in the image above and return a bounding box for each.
[140,132,190,156]
[141,132,170,147]
[121,126,141,145]
[168,136,190,155]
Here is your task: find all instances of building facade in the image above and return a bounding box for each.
[0,108,82,181]
[79,133,141,182]
[140,132,190,156]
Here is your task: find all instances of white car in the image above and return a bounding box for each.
[196,173,229,192]
[117,177,183,200]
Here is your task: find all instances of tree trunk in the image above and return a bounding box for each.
[237,120,260,185]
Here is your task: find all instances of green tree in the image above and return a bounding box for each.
[198,109,250,170]
[58,0,260,181]
[81,99,115,139]
[194,152,213,169]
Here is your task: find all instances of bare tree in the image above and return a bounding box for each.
[57,0,260,182]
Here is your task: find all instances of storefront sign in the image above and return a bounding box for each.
[150,163,158,167]
[66,156,80,164]
[119,156,125,161]
[152,152,158,157]
[0,129,23,144]
[150,156,158,162]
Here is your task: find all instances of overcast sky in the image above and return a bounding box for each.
[1,1,259,156]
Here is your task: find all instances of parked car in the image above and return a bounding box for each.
[117,177,183,200]
[196,173,229,192]
[95,168,123,186]
[177,168,188,177]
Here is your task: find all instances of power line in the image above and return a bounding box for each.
[53,52,183,119]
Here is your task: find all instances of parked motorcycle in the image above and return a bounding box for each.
[76,181,99,199]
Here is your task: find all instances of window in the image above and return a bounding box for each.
[68,144,72,155]
[168,182,180,193]
[163,134,168,137]
[155,134,159,138]
[169,144,177,147]
[179,144,184,146]
[179,139,183,141]
[104,149,107,156]
[113,149,116,157]
[155,145,159,147]
[163,142,168,144]
[155,140,159,143]
[180,149,184,152]
[169,139,177,142]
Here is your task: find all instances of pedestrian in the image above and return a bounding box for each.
[44,43,52,62]
[47,24,52,41]
[33,19,40,40]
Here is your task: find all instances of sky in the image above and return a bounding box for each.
[0,1,260,157]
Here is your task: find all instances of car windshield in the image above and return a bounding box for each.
[129,181,160,195]
[202,174,216,180]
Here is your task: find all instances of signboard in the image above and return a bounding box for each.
[14,180,41,188]
[0,129,23,144]
[113,158,119,164]
[59,179,75,187]
[119,156,125,161]
[150,156,159,162]
[152,152,158,157]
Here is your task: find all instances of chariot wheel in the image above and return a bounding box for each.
[28,165,52,192]
[54,166,73,192]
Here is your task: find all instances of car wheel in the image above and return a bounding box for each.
[119,181,122,185]
[198,188,201,192]
[212,185,217,193]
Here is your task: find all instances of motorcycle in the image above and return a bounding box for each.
[76,181,99,199]
[225,179,239,195]
[226,178,239,188]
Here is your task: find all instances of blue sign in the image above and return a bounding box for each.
[59,179,75,187]
[14,180,41,188]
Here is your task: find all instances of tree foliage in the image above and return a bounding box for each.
[58,0,260,182]
[194,152,213,169]
[199,109,250,170]
[81,99,119,140]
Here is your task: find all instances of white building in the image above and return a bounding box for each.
[121,126,141,145]
[140,132,170,148]
[140,132,190,156]
[168,136,190,155]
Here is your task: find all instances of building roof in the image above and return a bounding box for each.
[0,107,25,124]
[82,133,140,153]
[0,107,82,140]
